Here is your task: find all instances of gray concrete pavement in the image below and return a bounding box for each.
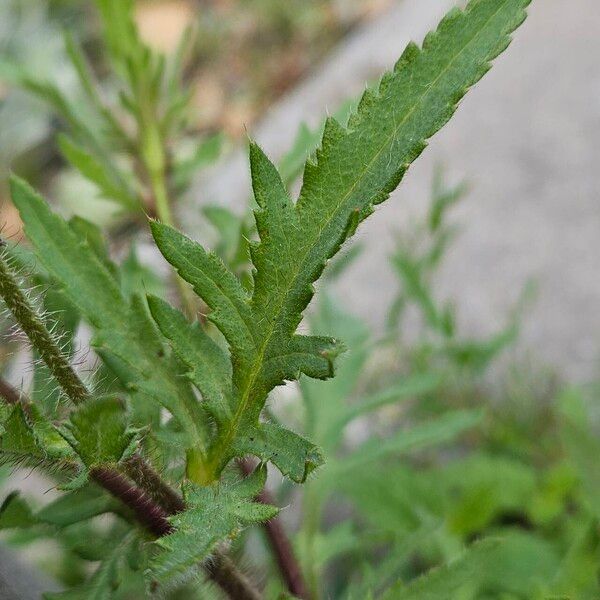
[184,0,600,380]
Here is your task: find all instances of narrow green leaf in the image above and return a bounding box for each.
[381,539,502,599]
[37,486,121,527]
[68,216,119,280]
[10,176,206,450]
[334,373,442,431]
[335,409,482,474]
[58,135,137,210]
[148,295,233,425]
[150,222,256,372]
[0,492,37,530]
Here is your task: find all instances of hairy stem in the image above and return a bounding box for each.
[91,466,173,537]
[0,378,261,599]
[0,250,88,404]
[240,459,310,599]
[123,452,185,515]
[0,377,20,405]
[0,245,258,597]
[207,553,262,600]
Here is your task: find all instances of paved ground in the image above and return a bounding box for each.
[186,0,600,381]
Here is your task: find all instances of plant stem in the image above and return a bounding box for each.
[302,484,322,599]
[0,251,88,404]
[0,250,261,596]
[0,378,20,405]
[147,168,197,318]
[240,458,310,599]
[207,554,262,600]
[90,465,173,537]
[123,452,185,515]
[137,87,196,318]
[0,378,262,600]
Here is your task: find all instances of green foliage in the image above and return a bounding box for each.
[151,465,278,584]
[44,532,143,600]
[0,0,543,598]
[152,0,531,485]
[62,397,136,468]
[9,0,219,220]
[0,492,37,530]
[10,177,207,450]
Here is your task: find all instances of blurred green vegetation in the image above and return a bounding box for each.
[1,1,600,598]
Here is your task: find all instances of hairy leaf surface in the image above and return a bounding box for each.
[62,397,135,467]
[150,465,278,583]
[10,177,207,450]
[152,0,530,481]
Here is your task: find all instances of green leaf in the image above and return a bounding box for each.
[301,293,370,450]
[0,405,41,460]
[63,396,134,467]
[333,409,482,475]
[0,403,75,469]
[153,0,530,482]
[0,492,37,530]
[381,533,560,598]
[9,176,207,450]
[278,99,357,187]
[95,0,139,67]
[333,372,442,433]
[559,388,600,520]
[19,78,98,149]
[45,532,140,600]
[442,454,536,537]
[233,423,324,484]
[68,216,120,280]
[150,465,278,584]
[550,520,600,597]
[147,296,233,425]
[149,295,324,482]
[381,539,502,599]
[58,135,137,210]
[37,486,121,527]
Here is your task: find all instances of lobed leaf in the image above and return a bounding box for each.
[62,396,135,467]
[150,465,278,584]
[153,0,531,482]
[10,177,207,450]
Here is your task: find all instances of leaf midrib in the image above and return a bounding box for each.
[212,0,514,474]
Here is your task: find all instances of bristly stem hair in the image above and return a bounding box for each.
[0,247,89,404]
[0,258,261,599]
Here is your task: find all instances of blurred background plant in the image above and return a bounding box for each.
[2,1,600,599]
[0,0,391,229]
